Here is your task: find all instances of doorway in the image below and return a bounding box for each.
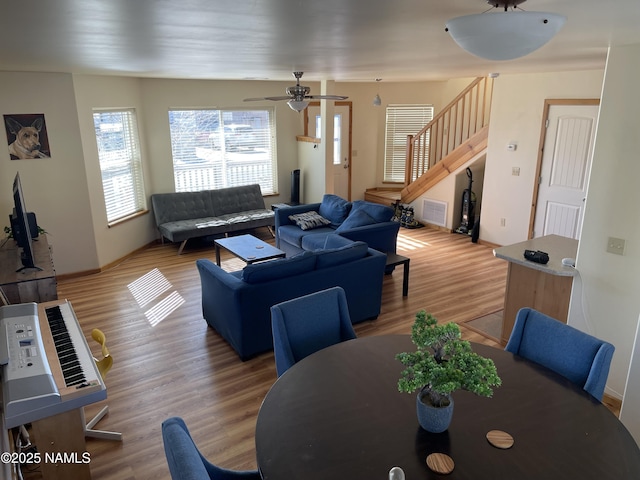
[305,102,352,200]
[529,99,600,239]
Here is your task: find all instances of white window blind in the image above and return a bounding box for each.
[168,108,277,194]
[384,105,434,183]
[93,109,146,225]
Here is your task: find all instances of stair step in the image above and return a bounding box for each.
[364,188,401,206]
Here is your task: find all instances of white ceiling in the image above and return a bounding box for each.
[1,0,639,83]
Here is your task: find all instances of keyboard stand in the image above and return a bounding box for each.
[27,408,91,480]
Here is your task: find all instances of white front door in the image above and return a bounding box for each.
[308,103,351,199]
[533,104,599,239]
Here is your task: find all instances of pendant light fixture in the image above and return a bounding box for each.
[445,0,567,61]
[373,79,382,106]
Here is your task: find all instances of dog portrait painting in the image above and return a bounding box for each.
[4,113,51,159]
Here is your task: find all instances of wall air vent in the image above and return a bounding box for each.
[422,199,447,227]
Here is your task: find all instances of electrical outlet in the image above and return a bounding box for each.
[606,237,626,255]
[500,218,506,227]
[512,167,520,176]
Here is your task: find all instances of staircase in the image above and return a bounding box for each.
[366,77,493,207]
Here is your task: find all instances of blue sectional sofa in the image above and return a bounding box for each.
[196,235,386,360]
[275,194,400,257]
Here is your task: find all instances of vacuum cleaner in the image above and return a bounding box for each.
[455,167,477,236]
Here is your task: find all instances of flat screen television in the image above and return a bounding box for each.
[9,172,40,271]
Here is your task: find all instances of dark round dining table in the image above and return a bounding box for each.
[255,335,640,480]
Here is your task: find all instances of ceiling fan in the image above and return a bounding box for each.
[244,72,348,112]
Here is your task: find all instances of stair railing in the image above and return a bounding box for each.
[405,76,494,185]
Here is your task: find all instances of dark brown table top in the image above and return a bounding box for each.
[255,335,640,480]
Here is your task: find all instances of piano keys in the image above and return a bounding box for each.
[0,299,106,429]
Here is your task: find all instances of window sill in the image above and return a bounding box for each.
[108,209,149,228]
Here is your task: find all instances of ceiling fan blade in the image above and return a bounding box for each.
[307,95,349,100]
[243,96,293,102]
[244,73,347,106]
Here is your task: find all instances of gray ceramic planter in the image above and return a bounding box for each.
[416,390,454,433]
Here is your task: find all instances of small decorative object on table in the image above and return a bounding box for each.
[396,311,501,434]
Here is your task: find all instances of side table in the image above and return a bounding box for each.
[386,252,410,297]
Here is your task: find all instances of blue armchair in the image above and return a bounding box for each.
[271,286,357,377]
[505,307,615,401]
[162,417,261,480]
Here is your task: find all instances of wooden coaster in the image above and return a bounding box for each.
[486,429,514,449]
[426,453,455,474]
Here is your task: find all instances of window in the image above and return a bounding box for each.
[168,108,276,194]
[384,105,434,183]
[314,114,342,165]
[93,109,146,225]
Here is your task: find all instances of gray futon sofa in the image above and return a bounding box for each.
[151,184,274,254]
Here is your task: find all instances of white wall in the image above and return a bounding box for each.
[0,72,98,275]
[72,75,157,268]
[297,140,325,203]
[410,154,486,231]
[569,45,640,412]
[481,70,605,247]
[138,78,303,202]
[621,314,640,445]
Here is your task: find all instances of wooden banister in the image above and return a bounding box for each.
[403,77,494,197]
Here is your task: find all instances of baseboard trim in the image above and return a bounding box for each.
[56,240,159,281]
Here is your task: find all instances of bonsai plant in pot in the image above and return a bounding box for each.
[396,310,501,433]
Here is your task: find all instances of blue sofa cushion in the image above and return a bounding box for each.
[335,208,377,231]
[242,251,316,284]
[288,211,332,231]
[278,224,336,248]
[302,233,354,251]
[352,200,394,222]
[335,201,394,233]
[318,194,352,226]
[315,241,369,269]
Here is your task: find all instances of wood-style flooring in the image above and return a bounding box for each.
[50,226,506,479]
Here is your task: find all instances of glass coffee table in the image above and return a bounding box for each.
[214,234,286,266]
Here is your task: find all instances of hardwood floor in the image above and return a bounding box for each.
[52,226,509,480]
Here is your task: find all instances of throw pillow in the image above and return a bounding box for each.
[334,208,377,232]
[318,194,352,226]
[288,211,332,231]
[350,200,394,222]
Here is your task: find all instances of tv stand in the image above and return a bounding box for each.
[16,247,43,272]
[0,235,57,303]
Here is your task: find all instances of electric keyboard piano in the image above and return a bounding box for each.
[0,299,106,429]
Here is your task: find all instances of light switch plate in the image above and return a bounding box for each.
[606,237,626,255]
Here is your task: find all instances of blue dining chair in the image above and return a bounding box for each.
[162,417,261,480]
[271,286,357,377]
[505,307,615,401]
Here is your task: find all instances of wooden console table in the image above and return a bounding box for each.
[493,234,578,345]
[0,235,57,304]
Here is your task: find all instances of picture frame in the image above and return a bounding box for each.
[4,113,51,159]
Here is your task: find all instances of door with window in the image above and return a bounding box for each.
[307,102,352,199]
[531,101,599,239]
